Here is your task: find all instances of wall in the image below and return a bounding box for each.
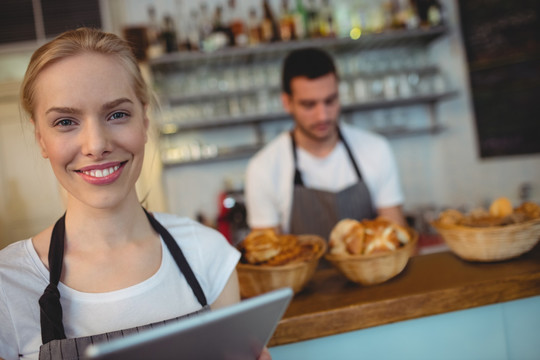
[161,0,540,223]
[0,0,539,248]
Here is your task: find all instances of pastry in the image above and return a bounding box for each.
[240,231,321,265]
[489,197,513,217]
[328,217,410,256]
[242,229,281,264]
[329,219,365,255]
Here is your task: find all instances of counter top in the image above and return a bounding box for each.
[268,242,540,346]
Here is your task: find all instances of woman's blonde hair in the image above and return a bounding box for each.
[20,27,150,117]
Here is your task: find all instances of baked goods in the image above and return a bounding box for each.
[239,230,323,266]
[329,219,365,255]
[241,230,281,264]
[436,198,540,228]
[329,217,410,256]
[489,197,513,217]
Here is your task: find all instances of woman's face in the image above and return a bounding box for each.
[32,52,149,210]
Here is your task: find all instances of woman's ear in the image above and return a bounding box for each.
[32,118,49,159]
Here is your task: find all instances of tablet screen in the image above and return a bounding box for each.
[85,287,293,360]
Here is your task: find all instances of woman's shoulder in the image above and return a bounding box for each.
[0,239,30,257]
[0,238,37,271]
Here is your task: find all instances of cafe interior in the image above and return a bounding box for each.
[0,0,539,359]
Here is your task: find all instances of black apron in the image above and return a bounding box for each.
[289,127,377,241]
[38,209,209,360]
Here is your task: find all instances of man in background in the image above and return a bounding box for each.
[245,47,406,239]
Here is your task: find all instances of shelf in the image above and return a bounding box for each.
[161,124,445,167]
[150,25,449,69]
[159,90,458,135]
[160,66,440,105]
[162,144,262,167]
[164,85,280,105]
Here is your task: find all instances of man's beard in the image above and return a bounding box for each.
[294,118,338,142]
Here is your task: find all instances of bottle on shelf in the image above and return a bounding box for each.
[146,6,164,58]
[279,0,295,41]
[225,0,248,46]
[186,8,201,51]
[211,5,235,46]
[292,0,307,39]
[261,0,281,42]
[305,0,321,38]
[247,7,262,45]
[198,3,213,43]
[318,0,336,37]
[414,0,443,28]
[161,14,178,53]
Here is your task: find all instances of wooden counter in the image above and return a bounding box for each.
[268,242,540,346]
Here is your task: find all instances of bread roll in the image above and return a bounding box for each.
[242,230,281,264]
[438,209,464,226]
[515,201,540,219]
[329,219,364,255]
[363,218,400,255]
[489,197,513,217]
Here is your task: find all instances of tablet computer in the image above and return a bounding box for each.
[84,287,293,360]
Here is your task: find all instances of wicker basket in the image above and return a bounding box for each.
[236,235,327,298]
[325,229,418,286]
[431,218,540,262]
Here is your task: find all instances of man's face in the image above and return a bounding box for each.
[282,73,340,142]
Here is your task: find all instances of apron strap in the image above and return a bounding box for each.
[143,209,208,307]
[337,127,363,181]
[39,213,67,344]
[39,208,208,345]
[289,126,364,186]
[290,130,304,186]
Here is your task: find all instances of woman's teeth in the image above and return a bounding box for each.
[82,165,120,178]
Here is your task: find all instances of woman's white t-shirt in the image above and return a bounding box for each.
[0,212,240,360]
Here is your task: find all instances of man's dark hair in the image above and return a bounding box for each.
[281,47,337,95]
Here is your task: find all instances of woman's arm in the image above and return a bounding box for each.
[209,269,272,360]
[210,269,241,309]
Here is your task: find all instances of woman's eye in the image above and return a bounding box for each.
[110,111,128,120]
[56,119,74,127]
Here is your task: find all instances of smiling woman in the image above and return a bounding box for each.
[0,28,266,360]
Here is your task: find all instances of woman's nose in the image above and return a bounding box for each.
[80,120,111,158]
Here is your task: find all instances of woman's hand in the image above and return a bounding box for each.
[258,347,272,360]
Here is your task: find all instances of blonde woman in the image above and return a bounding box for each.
[0,28,270,360]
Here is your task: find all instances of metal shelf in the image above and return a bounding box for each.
[159,90,458,135]
[160,66,440,105]
[150,25,449,69]
[161,124,446,167]
[162,144,262,167]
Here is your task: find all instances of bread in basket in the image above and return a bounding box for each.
[325,218,418,286]
[432,199,540,262]
[236,230,326,298]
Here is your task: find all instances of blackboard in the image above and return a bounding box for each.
[458,0,540,158]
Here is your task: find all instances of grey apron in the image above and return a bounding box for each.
[289,127,377,241]
[38,209,210,360]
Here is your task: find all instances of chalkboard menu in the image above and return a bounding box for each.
[458,0,540,158]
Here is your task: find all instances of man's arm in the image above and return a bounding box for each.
[245,156,282,232]
[377,205,407,227]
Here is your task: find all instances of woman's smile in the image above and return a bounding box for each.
[76,161,127,185]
